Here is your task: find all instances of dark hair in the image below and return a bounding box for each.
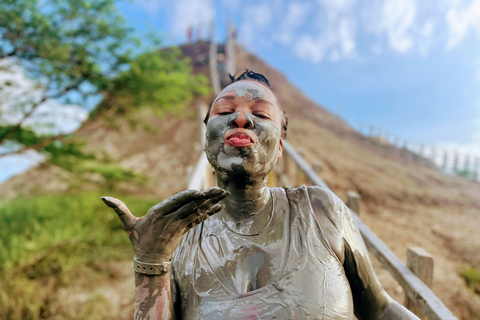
[204,69,288,139]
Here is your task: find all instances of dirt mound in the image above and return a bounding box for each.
[2,42,480,318]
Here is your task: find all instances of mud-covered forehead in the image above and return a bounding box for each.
[212,81,271,106]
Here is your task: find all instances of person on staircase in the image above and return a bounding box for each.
[102,70,419,320]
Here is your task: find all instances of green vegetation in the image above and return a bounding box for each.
[455,169,478,180]
[0,192,159,319]
[461,266,480,295]
[0,0,134,154]
[106,48,211,118]
[0,0,210,162]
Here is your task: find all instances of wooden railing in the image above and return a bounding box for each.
[187,139,457,320]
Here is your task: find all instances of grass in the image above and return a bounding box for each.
[0,192,159,320]
[461,266,480,295]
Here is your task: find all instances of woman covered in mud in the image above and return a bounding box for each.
[102,70,419,320]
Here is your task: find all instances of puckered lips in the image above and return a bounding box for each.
[224,129,256,148]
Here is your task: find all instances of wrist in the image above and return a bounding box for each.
[134,252,172,264]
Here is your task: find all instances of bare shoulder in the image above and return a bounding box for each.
[305,186,347,263]
[305,186,346,229]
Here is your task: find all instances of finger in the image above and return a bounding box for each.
[176,191,229,220]
[147,189,209,216]
[101,196,138,230]
[203,187,228,197]
[185,203,224,230]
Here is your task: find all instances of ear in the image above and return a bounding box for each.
[278,139,283,159]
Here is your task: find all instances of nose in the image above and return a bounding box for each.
[230,112,254,129]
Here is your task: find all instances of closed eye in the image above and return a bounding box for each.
[218,112,233,115]
[253,113,270,119]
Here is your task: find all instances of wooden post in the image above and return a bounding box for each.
[346,191,361,215]
[430,147,437,165]
[209,22,221,96]
[283,153,293,182]
[405,247,434,318]
[442,151,448,170]
[297,149,305,186]
[465,155,471,173]
[312,161,323,175]
[475,158,480,180]
[225,22,236,78]
[453,153,459,172]
[268,170,276,187]
[197,103,208,148]
[419,144,425,157]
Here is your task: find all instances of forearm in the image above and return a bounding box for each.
[134,272,175,320]
[378,300,419,320]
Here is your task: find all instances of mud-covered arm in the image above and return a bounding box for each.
[341,206,419,319]
[134,272,176,319]
[102,188,228,320]
[307,186,419,320]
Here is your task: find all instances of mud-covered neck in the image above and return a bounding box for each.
[216,170,271,222]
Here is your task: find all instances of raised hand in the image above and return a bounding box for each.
[101,187,229,263]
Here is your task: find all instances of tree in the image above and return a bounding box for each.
[0,0,134,157]
[0,0,210,164]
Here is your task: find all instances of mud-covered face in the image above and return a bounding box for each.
[205,81,283,179]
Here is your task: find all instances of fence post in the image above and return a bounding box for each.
[464,155,471,174]
[209,22,221,96]
[312,161,323,175]
[453,153,459,172]
[297,149,305,185]
[346,191,361,215]
[405,247,434,318]
[430,147,437,166]
[442,151,448,170]
[475,158,480,180]
[268,170,276,187]
[419,144,425,157]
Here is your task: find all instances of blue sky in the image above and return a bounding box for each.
[1,0,479,182]
[119,0,480,153]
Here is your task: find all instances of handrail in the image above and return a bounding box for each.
[282,141,457,320]
[282,141,327,188]
[350,212,456,320]
[188,151,209,190]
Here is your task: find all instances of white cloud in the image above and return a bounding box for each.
[293,0,357,63]
[294,35,327,63]
[130,0,480,63]
[277,2,311,45]
[172,0,215,38]
[365,0,417,53]
[446,0,480,49]
[239,3,273,48]
[418,20,435,56]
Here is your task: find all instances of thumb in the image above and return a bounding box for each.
[101,196,138,230]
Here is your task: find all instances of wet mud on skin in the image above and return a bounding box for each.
[212,81,269,106]
[205,110,280,232]
[104,79,420,319]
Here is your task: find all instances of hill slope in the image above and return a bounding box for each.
[2,42,480,318]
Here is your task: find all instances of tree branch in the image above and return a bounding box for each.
[0,81,82,146]
[0,95,48,145]
[0,134,68,158]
